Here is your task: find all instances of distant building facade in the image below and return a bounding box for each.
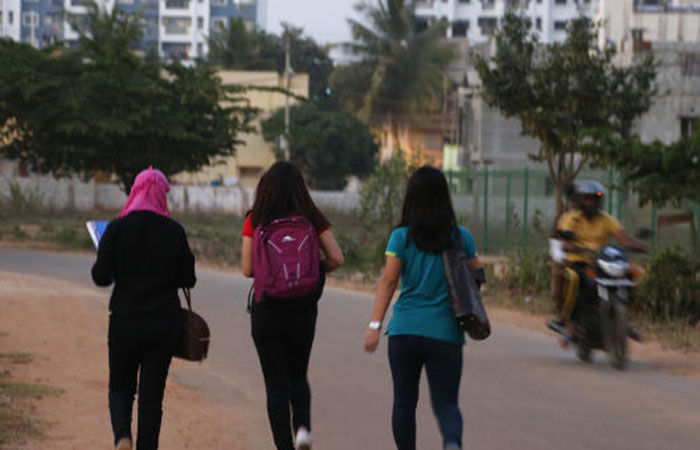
[597,1,700,50]
[414,0,598,44]
[0,0,265,61]
[174,70,309,188]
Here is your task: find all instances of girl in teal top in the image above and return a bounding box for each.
[364,166,483,450]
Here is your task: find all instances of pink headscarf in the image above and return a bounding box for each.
[119,167,171,218]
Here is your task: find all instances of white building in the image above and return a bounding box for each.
[0,0,265,62]
[597,0,700,50]
[414,0,598,44]
[0,0,21,42]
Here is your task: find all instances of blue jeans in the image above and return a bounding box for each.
[388,335,463,450]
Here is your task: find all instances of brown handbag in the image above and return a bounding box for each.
[175,288,210,361]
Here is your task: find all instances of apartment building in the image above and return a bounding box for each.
[598,0,700,49]
[414,0,598,44]
[0,0,265,61]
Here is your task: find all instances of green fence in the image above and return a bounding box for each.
[444,167,698,255]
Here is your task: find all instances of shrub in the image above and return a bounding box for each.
[635,249,700,323]
[502,250,552,294]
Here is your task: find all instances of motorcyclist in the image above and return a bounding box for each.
[550,181,648,346]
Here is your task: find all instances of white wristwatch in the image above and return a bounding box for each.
[368,321,382,330]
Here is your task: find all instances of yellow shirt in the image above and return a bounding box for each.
[557,210,622,264]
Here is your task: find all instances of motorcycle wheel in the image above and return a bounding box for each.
[603,302,628,370]
[576,344,592,363]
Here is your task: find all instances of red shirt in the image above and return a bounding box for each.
[241,214,330,237]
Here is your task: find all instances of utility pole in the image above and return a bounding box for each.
[282,32,292,161]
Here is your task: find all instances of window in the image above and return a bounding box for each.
[211,17,226,30]
[481,0,495,10]
[478,17,497,36]
[458,0,470,3]
[9,11,14,25]
[211,0,226,6]
[165,0,189,8]
[162,17,191,34]
[555,0,566,4]
[452,20,469,37]
[22,12,38,27]
[682,53,700,77]
[197,42,203,56]
[535,17,542,31]
[554,21,566,31]
[197,17,204,30]
[681,117,700,138]
[239,166,263,178]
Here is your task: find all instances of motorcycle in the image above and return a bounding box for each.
[548,232,644,370]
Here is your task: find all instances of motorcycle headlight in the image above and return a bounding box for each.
[597,259,629,278]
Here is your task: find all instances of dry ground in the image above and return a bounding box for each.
[1,269,699,449]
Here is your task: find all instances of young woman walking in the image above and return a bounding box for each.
[241,161,344,450]
[363,166,482,450]
[92,167,196,450]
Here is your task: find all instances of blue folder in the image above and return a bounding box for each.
[86,220,109,249]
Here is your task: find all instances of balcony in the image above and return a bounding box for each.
[633,0,700,13]
[165,0,190,9]
[163,17,191,35]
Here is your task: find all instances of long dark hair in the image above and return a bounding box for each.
[398,166,457,253]
[250,161,330,230]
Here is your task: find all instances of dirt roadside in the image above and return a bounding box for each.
[0,272,248,450]
[1,267,699,449]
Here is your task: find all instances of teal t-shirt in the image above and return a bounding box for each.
[385,226,477,345]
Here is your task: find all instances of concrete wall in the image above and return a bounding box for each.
[0,175,360,215]
[631,41,700,144]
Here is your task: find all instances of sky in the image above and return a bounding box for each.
[265,0,359,45]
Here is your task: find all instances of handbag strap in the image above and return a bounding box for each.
[452,227,464,250]
[246,284,254,314]
[182,287,193,312]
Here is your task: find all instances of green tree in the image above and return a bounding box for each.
[208,18,279,70]
[357,151,409,264]
[475,14,656,217]
[260,102,377,189]
[331,0,458,133]
[609,133,700,206]
[0,5,253,192]
[208,19,333,100]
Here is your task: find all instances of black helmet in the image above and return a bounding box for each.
[572,180,606,215]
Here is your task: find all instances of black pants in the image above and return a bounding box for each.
[570,262,596,320]
[251,298,318,450]
[388,335,463,450]
[108,311,181,450]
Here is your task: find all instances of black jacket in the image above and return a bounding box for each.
[91,211,196,316]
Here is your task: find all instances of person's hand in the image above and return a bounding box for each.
[364,328,380,353]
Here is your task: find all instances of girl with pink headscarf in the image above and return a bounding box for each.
[92,167,196,450]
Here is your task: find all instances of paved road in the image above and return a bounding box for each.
[1,248,699,449]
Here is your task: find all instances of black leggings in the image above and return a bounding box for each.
[108,311,181,450]
[251,299,318,450]
[388,335,463,450]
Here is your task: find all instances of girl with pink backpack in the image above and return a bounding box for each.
[241,162,344,450]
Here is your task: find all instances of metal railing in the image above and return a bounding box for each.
[444,167,695,254]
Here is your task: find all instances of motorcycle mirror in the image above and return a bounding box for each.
[635,228,652,240]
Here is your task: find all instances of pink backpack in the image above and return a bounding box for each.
[252,216,321,302]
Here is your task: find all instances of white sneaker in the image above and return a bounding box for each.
[295,427,312,450]
[115,437,132,450]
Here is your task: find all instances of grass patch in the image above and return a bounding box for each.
[0,353,33,364]
[0,381,63,399]
[0,349,61,447]
[635,318,700,351]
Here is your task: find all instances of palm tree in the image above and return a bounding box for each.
[331,0,458,152]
